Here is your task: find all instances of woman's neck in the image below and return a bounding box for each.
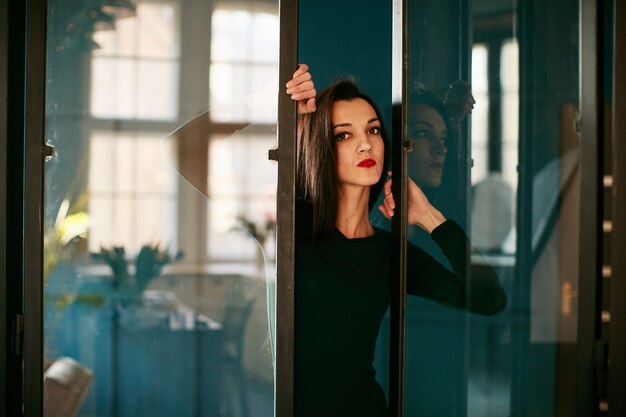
[335,185,375,238]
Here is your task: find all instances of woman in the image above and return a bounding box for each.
[286,66,506,416]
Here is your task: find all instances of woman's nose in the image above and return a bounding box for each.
[432,140,447,156]
[357,134,373,152]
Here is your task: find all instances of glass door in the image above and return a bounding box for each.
[292,0,621,415]
[402,0,589,415]
[403,1,471,415]
[42,1,281,416]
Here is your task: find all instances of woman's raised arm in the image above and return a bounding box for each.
[378,173,507,315]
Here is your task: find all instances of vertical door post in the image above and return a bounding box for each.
[23,0,48,414]
[276,1,299,416]
[512,2,534,414]
[390,0,408,415]
[576,0,603,415]
[0,0,9,412]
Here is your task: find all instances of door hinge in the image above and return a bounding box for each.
[11,314,24,356]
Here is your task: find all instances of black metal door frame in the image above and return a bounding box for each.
[2,0,37,415]
[576,0,607,416]
[389,0,410,415]
[276,0,298,416]
[22,0,48,415]
[0,0,11,414]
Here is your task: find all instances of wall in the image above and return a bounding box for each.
[298,0,393,129]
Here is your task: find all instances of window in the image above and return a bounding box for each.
[88,131,177,251]
[87,1,181,254]
[209,5,279,123]
[471,43,489,184]
[204,3,280,264]
[470,39,519,190]
[500,40,519,189]
[87,1,280,264]
[91,2,180,120]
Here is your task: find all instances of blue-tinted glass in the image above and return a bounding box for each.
[402,0,580,416]
[43,1,279,416]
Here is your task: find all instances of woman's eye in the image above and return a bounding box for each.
[414,130,429,138]
[335,132,349,141]
[368,126,381,135]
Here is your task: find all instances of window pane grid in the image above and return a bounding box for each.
[209,7,279,123]
[90,2,180,120]
[88,131,178,252]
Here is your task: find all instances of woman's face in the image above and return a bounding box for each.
[409,104,448,187]
[332,98,385,189]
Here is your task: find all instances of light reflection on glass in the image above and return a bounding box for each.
[501,40,519,190]
[471,43,489,185]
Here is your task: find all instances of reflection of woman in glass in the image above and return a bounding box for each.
[286,66,506,416]
[408,90,451,188]
[410,83,475,193]
[406,89,471,233]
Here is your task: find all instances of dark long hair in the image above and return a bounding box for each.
[410,89,450,127]
[296,80,390,238]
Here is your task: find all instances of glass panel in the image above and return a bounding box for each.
[44,1,279,416]
[402,3,473,416]
[402,0,580,415]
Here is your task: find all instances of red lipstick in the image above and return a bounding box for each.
[357,158,376,168]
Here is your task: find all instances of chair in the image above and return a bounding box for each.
[44,357,93,417]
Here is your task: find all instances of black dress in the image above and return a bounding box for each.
[294,220,507,417]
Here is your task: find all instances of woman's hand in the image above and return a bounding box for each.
[286,64,316,114]
[378,171,396,219]
[378,172,446,233]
